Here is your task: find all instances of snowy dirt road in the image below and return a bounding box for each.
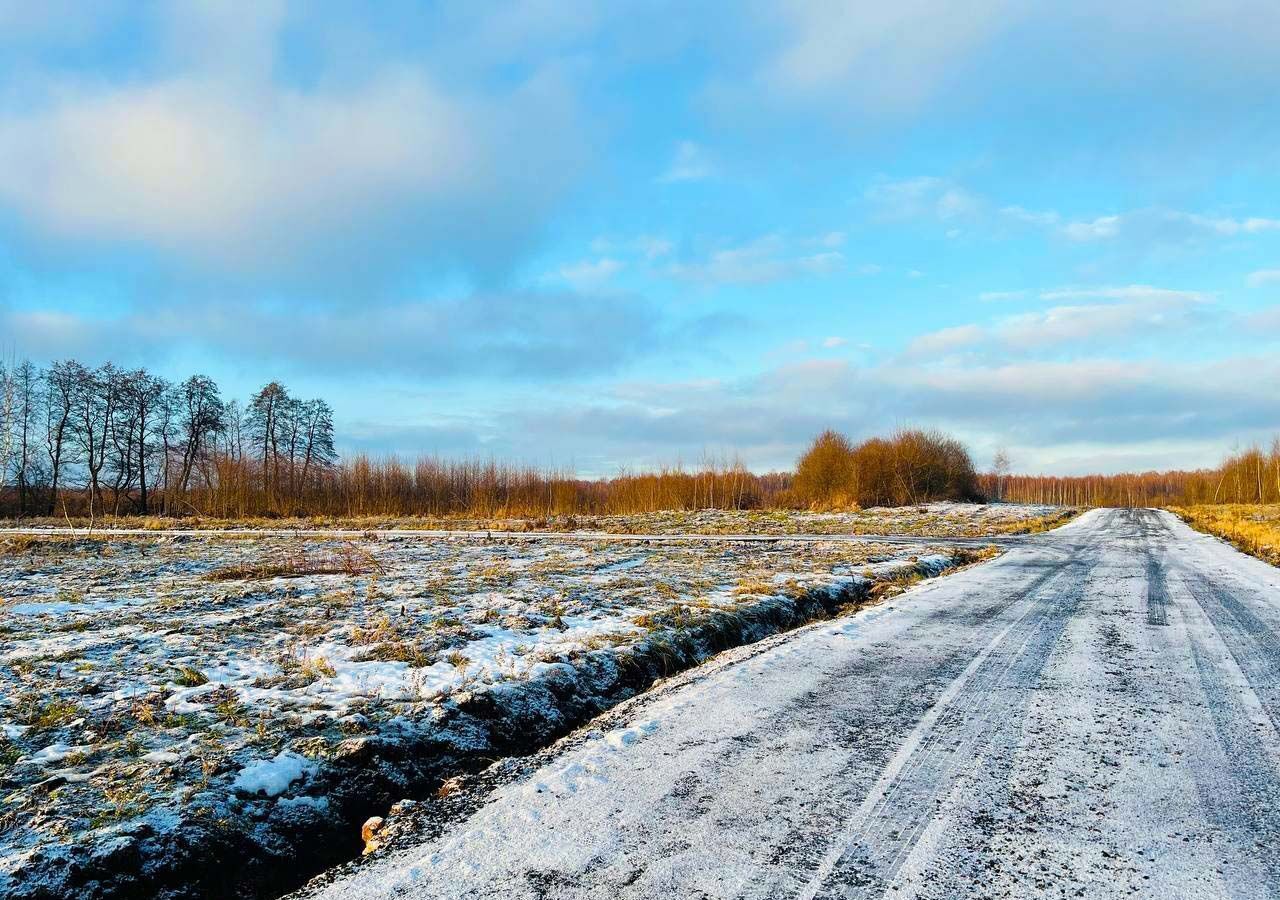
[299,508,1280,900]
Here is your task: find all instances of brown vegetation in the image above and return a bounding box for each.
[982,440,1280,508]
[204,544,381,581]
[1171,505,1280,566]
[791,428,979,509]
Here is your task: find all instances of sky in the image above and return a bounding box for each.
[2,0,1279,477]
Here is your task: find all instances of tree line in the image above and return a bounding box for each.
[0,359,335,519]
[978,440,1280,508]
[0,359,983,519]
[4,357,1275,519]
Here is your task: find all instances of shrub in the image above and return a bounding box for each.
[792,427,979,508]
[792,430,859,509]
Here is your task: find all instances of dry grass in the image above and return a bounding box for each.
[1173,504,1280,567]
[733,576,777,596]
[993,507,1079,535]
[299,655,338,680]
[205,543,383,580]
[0,533,117,556]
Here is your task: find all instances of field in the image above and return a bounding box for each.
[1172,504,1280,566]
[1,500,1072,538]
[0,503,1065,899]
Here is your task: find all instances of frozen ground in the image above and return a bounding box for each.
[0,503,1053,899]
[2,501,1071,539]
[297,508,1280,900]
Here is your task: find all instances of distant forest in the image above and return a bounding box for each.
[1,358,1276,519]
[985,442,1280,508]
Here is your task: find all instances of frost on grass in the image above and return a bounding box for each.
[0,503,1034,897]
[2,500,1071,538]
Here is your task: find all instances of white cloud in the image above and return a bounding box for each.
[1246,269,1280,287]
[1001,206,1061,227]
[1019,207,1280,244]
[904,324,985,358]
[997,301,1196,349]
[591,235,674,260]
[936,188,979,220]
[957,193,1280,250]
[757,0,1019,113]
[657,140,715,183]
[557,258,623,288]
[1061,215,1121,241]
[979,290,1027,302]
[865,175,982,222]
[666,235,843,285]
[907,284,1210,358]
[636,236,675,259]
[821,336,848,348]
[1246,306,1280,329]
[1169,212,1280,235]
[865,178,1269,253]
[1038,285,1210,304]
[0,76,464,255]
[0,15,584,279]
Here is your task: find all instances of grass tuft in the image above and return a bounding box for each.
[172,665,209,687]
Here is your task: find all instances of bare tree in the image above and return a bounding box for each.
[0,357,12,501]
[44,361,80,515]
[248,382,289,504]
[103,369,171,515]
[70,363,122,522]
[297,398,337,490]
[992,448,1012,502]
[154,384,180,514]
[176,375,226,495]
[107,373,141,515]
[1273,437,1280,501]
[10,361,43,516]
[137,372,171,515]
[223,400,246,462]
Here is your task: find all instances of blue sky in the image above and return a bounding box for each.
[2,1,1279,476]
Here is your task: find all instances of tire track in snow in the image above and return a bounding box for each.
[293,509,1280,900]
[795,559,1089,900]
[1183,627,1280,898]
[640,557,1077,896]
[1146,552,1170,626]
[1179,571,1280,733]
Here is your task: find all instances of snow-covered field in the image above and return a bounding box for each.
[2,501,1071,539]
[569,502,1070,536]
[294,509,1280,900]
[0,504,1059,899]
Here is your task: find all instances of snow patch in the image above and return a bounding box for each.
[232,752,316,797]
[17,743,88,768]
[141,750,181,764]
